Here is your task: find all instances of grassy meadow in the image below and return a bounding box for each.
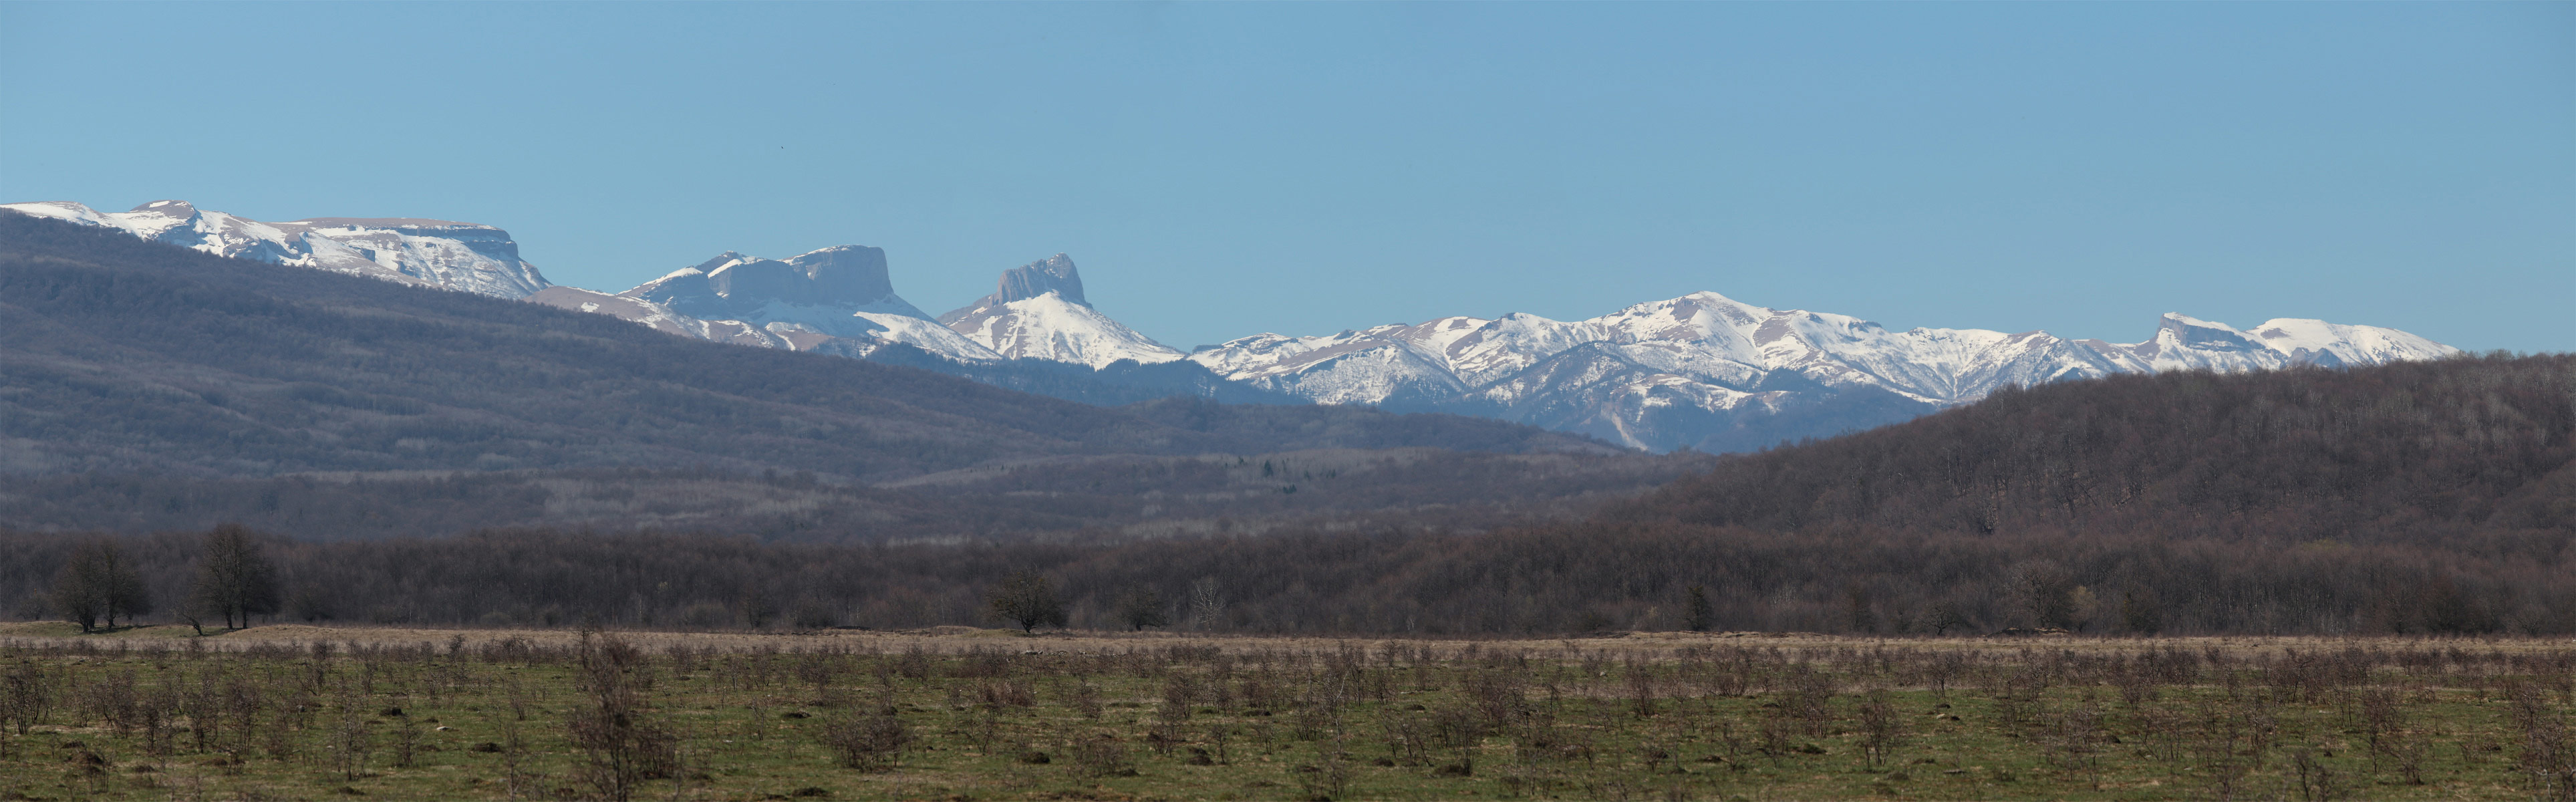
[0,624,2570,801]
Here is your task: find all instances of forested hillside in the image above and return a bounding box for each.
[1620,354,2575,540]
[0,448,1703,542]
[9,355,2565,636]
[0,214,1606,481]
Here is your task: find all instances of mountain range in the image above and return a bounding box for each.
[4,200,2461,452]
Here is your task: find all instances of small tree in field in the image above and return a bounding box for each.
[988,570,1066,634]
[1685,585,1715,633]
[568,631,675,801]
[1117,586,1171,632]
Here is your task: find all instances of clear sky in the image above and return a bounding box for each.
[3,2,2568,352]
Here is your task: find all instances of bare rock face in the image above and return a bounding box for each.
[993,253,1087,307]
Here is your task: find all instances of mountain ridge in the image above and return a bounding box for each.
[7,198,2463,453]
[1189,290,2459,450]
[0,213,1608,483]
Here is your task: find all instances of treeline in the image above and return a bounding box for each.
[0,449,1702,541]
[6,517,2570,636]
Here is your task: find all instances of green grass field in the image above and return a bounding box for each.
[0,625,2570,801]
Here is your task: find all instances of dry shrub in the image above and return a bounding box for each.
[823,712,913,772]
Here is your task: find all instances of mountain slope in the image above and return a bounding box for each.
[0,213,1606,482]
[1616,352,2575,540]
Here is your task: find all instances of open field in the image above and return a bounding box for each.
[0,624,2571,801]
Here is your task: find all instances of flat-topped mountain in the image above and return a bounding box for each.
[0,200,550,298]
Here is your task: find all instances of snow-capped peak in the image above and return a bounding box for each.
[938,254,1183,368]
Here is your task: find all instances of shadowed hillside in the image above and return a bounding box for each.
[9,356,2565,635]
[1618,353,2575,540]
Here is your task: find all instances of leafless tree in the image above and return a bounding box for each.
[185,524,280,630]
[51,539,149,632]
[987,569,1066,634]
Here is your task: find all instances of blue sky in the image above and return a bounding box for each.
[3,2,2568,352]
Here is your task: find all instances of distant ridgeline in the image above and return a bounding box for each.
[0,211,1671,538]
[4,200,2460,453]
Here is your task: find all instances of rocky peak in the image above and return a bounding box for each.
[938,253,1088,325]
[994,253,1085,306]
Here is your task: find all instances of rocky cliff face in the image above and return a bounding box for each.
[938,252,1088,319]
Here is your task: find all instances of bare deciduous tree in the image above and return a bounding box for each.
[185,524,280,630]
[51,539,149,633]
[987,570,1066,634]
[1117,586,1170,632]
[567,631,675,801]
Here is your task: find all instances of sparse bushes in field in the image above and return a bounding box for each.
[1070,734,1134,779]
[822,711,913,772]
[0,633,2570,799]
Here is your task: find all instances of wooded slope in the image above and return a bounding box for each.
[1619,353,2574,543]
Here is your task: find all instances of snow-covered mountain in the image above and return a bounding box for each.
[603,247,1000,362]
[938,254,1186,368]
[1,200,551,298]
[1187,291,2460,451]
